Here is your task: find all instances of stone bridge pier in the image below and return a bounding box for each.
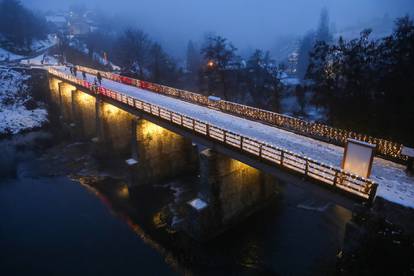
[48,77,61,106]
[182,148,278,241]
[93,102,198,184]
[57,82,76,123]
[133,119,198,186]
[48,78,78,137]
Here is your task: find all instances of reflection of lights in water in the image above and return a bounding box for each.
[117,185,129,199]
[75,178,185,273]
[152,211,167,228]
[331,204,352,223]
[240,241,261,270]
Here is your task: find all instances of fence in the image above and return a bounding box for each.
[74,65,406,162]
[49,67,378,202]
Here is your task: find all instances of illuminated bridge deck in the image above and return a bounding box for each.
[50,66,414,207]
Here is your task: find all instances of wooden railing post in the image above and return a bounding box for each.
[333,171,339,186]
[305,159,309,176]
[368,183,378,204]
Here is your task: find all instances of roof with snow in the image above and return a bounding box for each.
[45,15,67,24]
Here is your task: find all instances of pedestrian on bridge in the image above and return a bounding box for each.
[73,66,77,77]
[82,71,86,80]
[97,72,102,85]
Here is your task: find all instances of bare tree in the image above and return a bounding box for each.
[114,28,151,78]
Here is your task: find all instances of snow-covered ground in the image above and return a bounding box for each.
[57,66,414,208]
[281,77,300,86]
[280,89,326,122]
[21,53,59,66]
[0,48,24,62]
[29,35,58,53]
[0,35,57,62]
[0,67,47,134]
[68,38,120,71]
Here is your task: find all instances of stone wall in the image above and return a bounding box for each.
[184,149,277,240]
[58,82,75,122]
[133,119,197,186]
[72,90,97,139]
[48,77,61,106]
[99,102,136,157]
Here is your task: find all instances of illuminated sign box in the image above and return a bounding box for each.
[342,139,376,178]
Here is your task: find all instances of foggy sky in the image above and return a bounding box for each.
[25,0,414,58]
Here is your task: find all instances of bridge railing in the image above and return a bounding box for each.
[74,65,406,162]
[49,67,378,202]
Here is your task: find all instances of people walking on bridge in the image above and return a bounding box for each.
[73,66,77,77]
[97,72,102,85]
[82,71,86,80]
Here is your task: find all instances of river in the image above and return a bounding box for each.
[0,126,352,275]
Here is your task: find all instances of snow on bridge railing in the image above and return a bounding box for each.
[48,67,378,202]
[74,65,407,163]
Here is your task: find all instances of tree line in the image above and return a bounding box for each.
[0,0,49,52]
[306,16,414,145]
[82,29,284,112]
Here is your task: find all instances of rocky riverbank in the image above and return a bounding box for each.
[338,198,414,275]
[0,67,48,137]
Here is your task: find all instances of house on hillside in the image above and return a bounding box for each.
[45,14,67,30]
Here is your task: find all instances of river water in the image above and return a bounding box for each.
[0,129,352,275]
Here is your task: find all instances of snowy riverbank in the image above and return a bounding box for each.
[0,67,47,135]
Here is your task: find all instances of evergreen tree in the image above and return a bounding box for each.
[0,0,48,51]
[316,7,333,43]
[297,8,333,81]
[297,31,315,80]
[201,35,237,100]
[307,16,414,144]
[148,42,178,84]
[186,40,201,74]
[245,49,282,111]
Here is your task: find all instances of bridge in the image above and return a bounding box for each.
[47,65,414,240]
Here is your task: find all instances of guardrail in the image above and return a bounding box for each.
[49,67,378,202]
[74,65,407,162]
